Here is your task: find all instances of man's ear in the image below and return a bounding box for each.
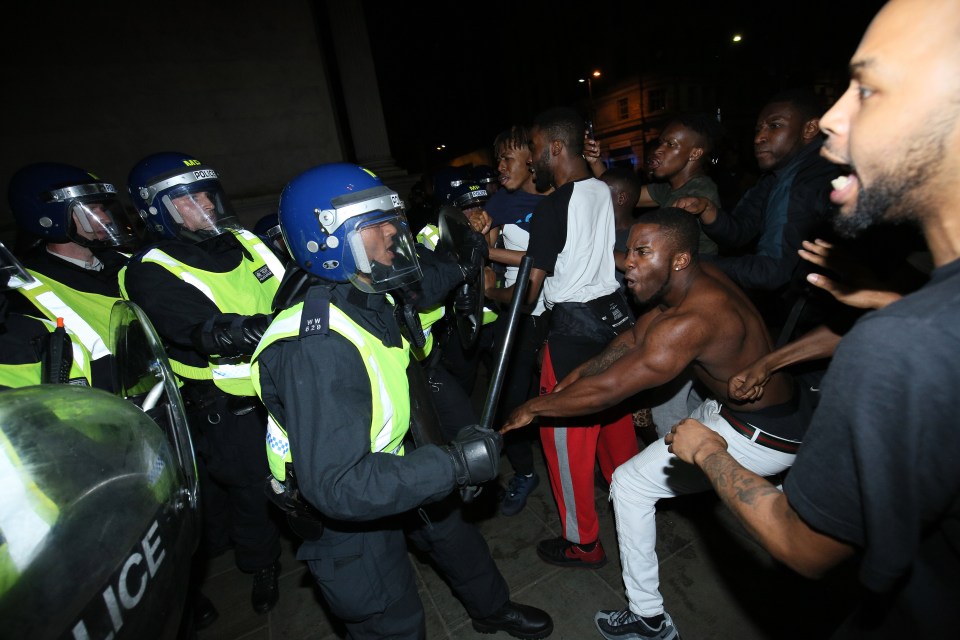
[551,140,564,157]
[616,191,627,206]
[802,118,821,142]
[689,147,704,162]
[673,251,691,271]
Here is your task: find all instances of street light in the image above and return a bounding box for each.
[578,69,602,103]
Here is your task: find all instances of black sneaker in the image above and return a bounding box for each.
[251,560,280,614]
[500,472,539,516]
[536,536,607,569]
[594,608,681,640]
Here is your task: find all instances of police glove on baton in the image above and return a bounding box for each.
[443,425,502,486]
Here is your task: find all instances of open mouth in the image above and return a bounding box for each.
[829,170,859,208]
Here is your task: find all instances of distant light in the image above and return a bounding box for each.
[732,34,742,43]
[579,78,586,83]
[441,144,446,149]
[436,146,442,151]
[592,70,602,78]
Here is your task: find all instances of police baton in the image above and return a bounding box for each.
[479,255,534,431]
[459,256,533,503]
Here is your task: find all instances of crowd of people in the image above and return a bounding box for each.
[1,0,957,638]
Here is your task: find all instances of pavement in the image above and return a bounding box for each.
[194,438,862,640]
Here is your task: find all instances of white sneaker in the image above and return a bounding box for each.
[594,608,680,640]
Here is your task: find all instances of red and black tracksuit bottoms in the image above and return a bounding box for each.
[538,343,639,545]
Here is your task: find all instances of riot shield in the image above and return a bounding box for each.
[109,300,198,513]
[0,385,197,639]
[437,205,486,348]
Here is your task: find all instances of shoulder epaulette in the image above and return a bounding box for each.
[299,285,331,338]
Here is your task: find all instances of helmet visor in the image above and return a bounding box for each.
[0,242,34,291]
[344,211,421,293]
[160,184,240,243]
[67,196,137,249]
[42,182,136,249]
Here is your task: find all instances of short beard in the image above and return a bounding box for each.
[833,106,955,238]
[630,270,671,308]
[532,147,554,192]
[833,168,935,238]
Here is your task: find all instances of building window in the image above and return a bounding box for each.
[648,88,666,112]
[617,97,629,120]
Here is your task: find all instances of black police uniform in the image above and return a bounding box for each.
[122,233,280,573]
[254,279,512,638]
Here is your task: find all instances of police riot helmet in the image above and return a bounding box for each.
[252,212,282,246]
[7,163,136,250]
[431,165,471,206]
[471,164,497,187]
[278,163,422,293]
[450,181,489,213]
[127,152,240,243]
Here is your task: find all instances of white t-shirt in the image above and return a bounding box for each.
[526,177,619,309]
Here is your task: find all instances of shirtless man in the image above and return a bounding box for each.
[503,207,809,640]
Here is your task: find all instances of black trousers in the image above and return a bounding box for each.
[299,494,510,639]
[189,392,281,572]
[425,361,479,442]
[493,313,548,476]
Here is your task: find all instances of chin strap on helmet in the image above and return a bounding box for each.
[391,285,426,350]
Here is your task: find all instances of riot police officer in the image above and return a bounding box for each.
[0,241,92,389]
[250,163,553,639]
[7,162,137,390]
[121,152,283,614]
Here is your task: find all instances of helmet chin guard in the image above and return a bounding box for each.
[279,163,422,292]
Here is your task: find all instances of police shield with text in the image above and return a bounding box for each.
[250,162,553,639]
[0,247,200,639]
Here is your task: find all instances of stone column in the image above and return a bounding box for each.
[325,0,417,196]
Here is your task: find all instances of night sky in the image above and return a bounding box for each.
[363,0,885,172]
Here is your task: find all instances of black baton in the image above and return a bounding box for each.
[479,255,534,431]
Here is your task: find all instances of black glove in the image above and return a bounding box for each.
[462,229,490,261]
[191,313,272,357]
[442,425,502,487]
[457,231,488,282]
[452,284,480,315]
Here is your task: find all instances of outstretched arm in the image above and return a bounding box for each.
[666,419,854,578]
[502,313,699,432]
[553,306,660,393]
[800,239,904,310]
[483,265,545,311]
[728,324,841,402]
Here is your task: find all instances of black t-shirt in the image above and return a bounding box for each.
[784,257,960,637]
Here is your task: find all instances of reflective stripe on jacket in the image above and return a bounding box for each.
[251,301,410,482]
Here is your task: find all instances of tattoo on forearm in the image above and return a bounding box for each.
[581,343,629,377]
[701,451,781,507]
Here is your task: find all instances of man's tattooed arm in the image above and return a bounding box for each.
[580,341,630,377]
[693,447,854,578]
